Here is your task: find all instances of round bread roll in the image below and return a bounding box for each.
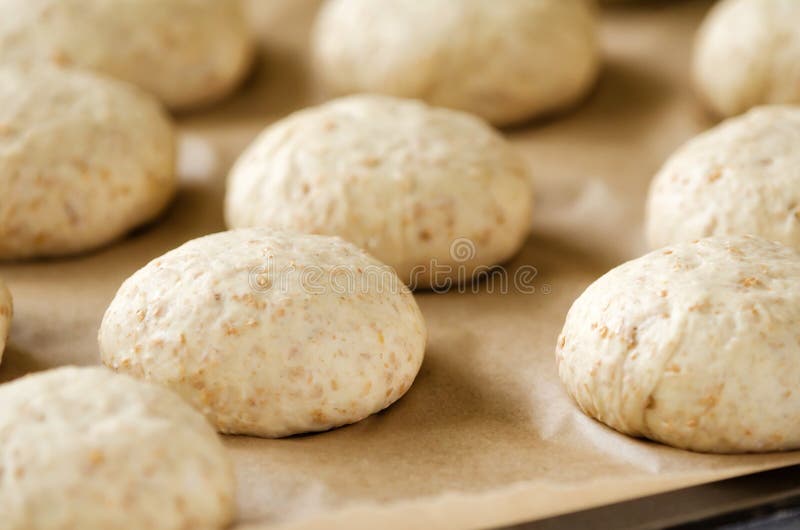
[0,67,176,259]
[225,95,533,288]
[311,0,600,126]
[99,229,427,438]
[0,0,253,109]
[557,235,800,453]
[693,0,800,117]
[645,106,800,251]
[0,278,11,364]
[0,366,235,530]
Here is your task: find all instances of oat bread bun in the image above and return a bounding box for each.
[0,67,176,259]
[311,0,600,126]
[693,0,800,117]
[0,278,11,364]
[0,0,253,109]
[556,235,800,453]
[225,95,533,288]
[645,106,800,251]
[0,366,235,530]
[99,229,427,438]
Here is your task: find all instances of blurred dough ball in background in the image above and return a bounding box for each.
[225,95,534,288]
[0,67,176,259]
[645,105,800,251]
[693,0,800,117]
[0,0,254,110]
[311,0,600,126]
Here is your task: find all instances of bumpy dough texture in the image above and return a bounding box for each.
[225,95,533,287]
[557,236,800,453]
[693,0,800,117]
[0,278,10,365]
[311,0,599,126]
[0,0,253,109]
[0,67,176,259]
[646,106,800,251]
[0,366,235,530]
[99,229,427,438]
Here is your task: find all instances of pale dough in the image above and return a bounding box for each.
[0,0,254,109]
[311,0,600,125]
[693,0,800,117]
[557,235,800,453]
[0,366,235,530]
[646,105,800,251]
[225,95,533,288]
[0,67,176,259]
[99,229,427,438]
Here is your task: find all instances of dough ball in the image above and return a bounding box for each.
[0,366,235,530]
[645,106,800,251]
[0,67,176,259]
[0,278,10,364]
[0,0,254,109]
[693,0,800,117]
[557,235,800,453]
[311,0,600,125]
[225,95,533,288]
[99,229,427,438]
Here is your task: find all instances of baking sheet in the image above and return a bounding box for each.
[3,1,800,529]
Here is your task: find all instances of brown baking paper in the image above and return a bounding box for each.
[3,1,800,528]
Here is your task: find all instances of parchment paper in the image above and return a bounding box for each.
[3,1,800,529]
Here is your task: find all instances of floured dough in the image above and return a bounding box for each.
[311,0,600,125]
[0,366,235,530]
[225,95,533,287]
[0,67,176,259]
[99,229,427,437]
[693,0,800,117]
[646,105,800,251]
[0,0,254,109]
[557,235,800,453]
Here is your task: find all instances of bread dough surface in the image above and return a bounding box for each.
[0,366,235,530]
[0,67,176,259]
[646,105,800,251]
[225,95,534,287]
[100,229,427,437]
[312,0,600,125]
[557,235,800,453]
